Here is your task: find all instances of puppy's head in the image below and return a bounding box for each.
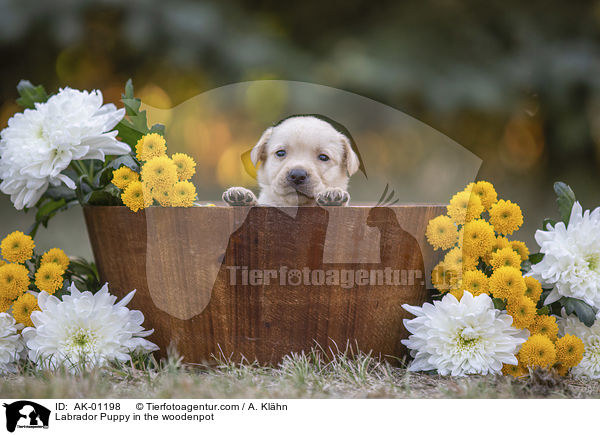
[251,116,360,205]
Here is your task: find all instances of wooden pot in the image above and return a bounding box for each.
[83,205,444,364]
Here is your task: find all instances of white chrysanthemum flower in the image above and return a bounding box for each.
[0,312,24,374]
[22,283,158,372]
[558,310,600,378]
[401,292,528,376]
[0,88,129,209]
[529,202,600,309]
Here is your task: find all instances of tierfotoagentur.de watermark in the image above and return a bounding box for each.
[225,266,423,288]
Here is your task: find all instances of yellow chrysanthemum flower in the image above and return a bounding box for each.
[135,133,167,161]
[464,197,484,222]
[462,219,495,258]
[111,166,140,190]
[153,185,173,207]
[462,270,489,296]
[34,262,64,294]
[469,181,498,210]
[507,296,537,329]
[456,227,464,246]
[523,276,543,302]
[0,260,6,268]
[431,262,460,292]
[442,246,477,271]
[40,248,70,271]
[121,181,147,212]
[0,263,30,300]
[510,240,530,262]
[518,334,557,369]
[141,156,178,191]
[490,247,522,270]
[489,266,526,300]
[483,235,511,264]
[11,293,39,327]
[1,231,35,264]
[530,315,558,341]
[141,182,155,207]
[0,297,12,312]
[462,255,479,271]
[425,215,458,251]
[171,181,197,207]
[443,247,464,270]
[502,363,526,378]
[489,199,523,235]
[447,190,484,224]
[171,153,197,181]
[555,334,584,369]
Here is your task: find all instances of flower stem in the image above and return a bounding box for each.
[88,160,95,183]
[71,161,88,179]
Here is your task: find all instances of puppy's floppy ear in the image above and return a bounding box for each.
[340,133,360,176]
[250,127,273,166]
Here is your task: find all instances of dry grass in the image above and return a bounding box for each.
[2,348,599,399]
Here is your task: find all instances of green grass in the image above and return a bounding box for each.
[2,347,599,399]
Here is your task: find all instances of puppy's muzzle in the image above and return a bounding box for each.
[287,168,309,186]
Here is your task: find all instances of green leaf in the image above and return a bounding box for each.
[28,198,78,238]
[74,173,92,204]
[115,121,145,147]
[109,154,139,171]
[541,218,557,231]
[84,186,122,206]
[149,123,166,136]
[493,298,506,310]
[92,155,140,188]
[68,257,98,275]
[122,79,141,115]
[66,257,100,293]
[483,264,494,277]
[563,297,596,327]
[116,79,151,147]
[16,80,49,109]
[529,253,544,264]
[44,184,77,201]
[537,306,550,316]
[93,166,113,188]
[85,191,117,206]
[123,79,135,101]
[122,98,144,118]
[35,198,67,224]
[554,181,576,225]
[84,181,122,205]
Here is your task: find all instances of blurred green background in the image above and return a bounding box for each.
[0,0,599,259]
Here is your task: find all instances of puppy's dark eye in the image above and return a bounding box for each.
[275,150,286,157]
[318,154,329,162]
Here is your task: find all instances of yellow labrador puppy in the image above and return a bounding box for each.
[223,116,359,207]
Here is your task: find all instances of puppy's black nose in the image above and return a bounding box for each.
[287,169,309,185]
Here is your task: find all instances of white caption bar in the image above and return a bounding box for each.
[0,398,594,434]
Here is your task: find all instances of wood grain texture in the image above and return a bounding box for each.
[84,205,445,364]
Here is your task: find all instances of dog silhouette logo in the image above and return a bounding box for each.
[3,401,50,432]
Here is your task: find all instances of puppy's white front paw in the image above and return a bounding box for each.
[316,188,350,206]
[222,187,258,206]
